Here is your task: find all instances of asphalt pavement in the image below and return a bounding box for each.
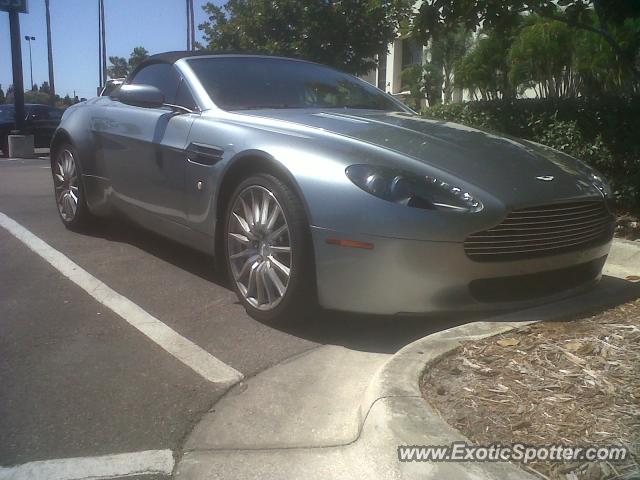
[0,157,470,477]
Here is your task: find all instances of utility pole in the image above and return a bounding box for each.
[186,0,191,50]
[98,0,102,89]
[100,0,107,85]
[189,0,195,51]
[45,0,56,103]
[24,35,35,89]
[8,9,26,133]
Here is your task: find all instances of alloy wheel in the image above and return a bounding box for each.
[227,185,292,311]
[53,149,80,222]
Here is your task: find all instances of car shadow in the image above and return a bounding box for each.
[78,216,229,286]
[74,217,640,354]
[286,310,487,354]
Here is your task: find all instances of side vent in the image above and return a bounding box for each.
[186,142,224,166]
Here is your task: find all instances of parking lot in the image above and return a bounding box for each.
[1,157,493,478]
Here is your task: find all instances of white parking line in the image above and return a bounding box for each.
[0,450,174,480]
[0,212,243,387]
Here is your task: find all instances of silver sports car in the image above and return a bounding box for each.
[51,52,615,321]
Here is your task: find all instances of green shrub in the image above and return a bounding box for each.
[422,97,640,213]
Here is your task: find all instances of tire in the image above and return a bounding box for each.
[1,135,8,158]
[224,173,315,323]
[51,143,93,230]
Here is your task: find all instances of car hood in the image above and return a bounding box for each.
[238,109,603,206]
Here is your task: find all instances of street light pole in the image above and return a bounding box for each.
[45,0,56,103]
[24,35,35,90]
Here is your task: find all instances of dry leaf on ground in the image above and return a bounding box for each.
[421,299,640,480]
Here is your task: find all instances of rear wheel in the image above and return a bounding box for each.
[224,173,315,323]
[52,144,93,230]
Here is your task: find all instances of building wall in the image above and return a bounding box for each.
[359,26,537,104]
[358,0,467,103]
[363,37,442,104]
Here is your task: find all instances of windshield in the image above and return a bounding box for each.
[187,56,403,112]
[0,106,15,122]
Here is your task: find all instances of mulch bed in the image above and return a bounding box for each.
[421,299,640,480]
[616,214,640,241]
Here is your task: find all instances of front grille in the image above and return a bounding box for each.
[465,201,614,262]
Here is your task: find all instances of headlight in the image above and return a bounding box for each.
[577,163,613,197]
[345,164,483,213]
[588,171,613,197]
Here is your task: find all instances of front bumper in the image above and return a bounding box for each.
[311,226,612,315]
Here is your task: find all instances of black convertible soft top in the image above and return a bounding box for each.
[127,51,212,80]
[128,51,311,81]
[138,50,213,66]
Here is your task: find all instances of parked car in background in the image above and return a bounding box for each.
[50,53,615,322]
[0,103,64,156]
[99,78,125,97]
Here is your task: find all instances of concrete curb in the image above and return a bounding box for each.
[7,135,35,159]
[357,320,539,479]
[603,237,640,278]
[356,238,640,479]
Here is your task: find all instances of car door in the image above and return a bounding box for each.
[97,63,197,225]
[28,106,62,147]
[0,105,15,155]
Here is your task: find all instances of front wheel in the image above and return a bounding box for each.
[52,143,93,230]
[224,174,315,323]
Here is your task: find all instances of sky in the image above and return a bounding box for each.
[0,0,223,99]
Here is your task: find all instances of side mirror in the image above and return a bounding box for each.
[117,84,165,109]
